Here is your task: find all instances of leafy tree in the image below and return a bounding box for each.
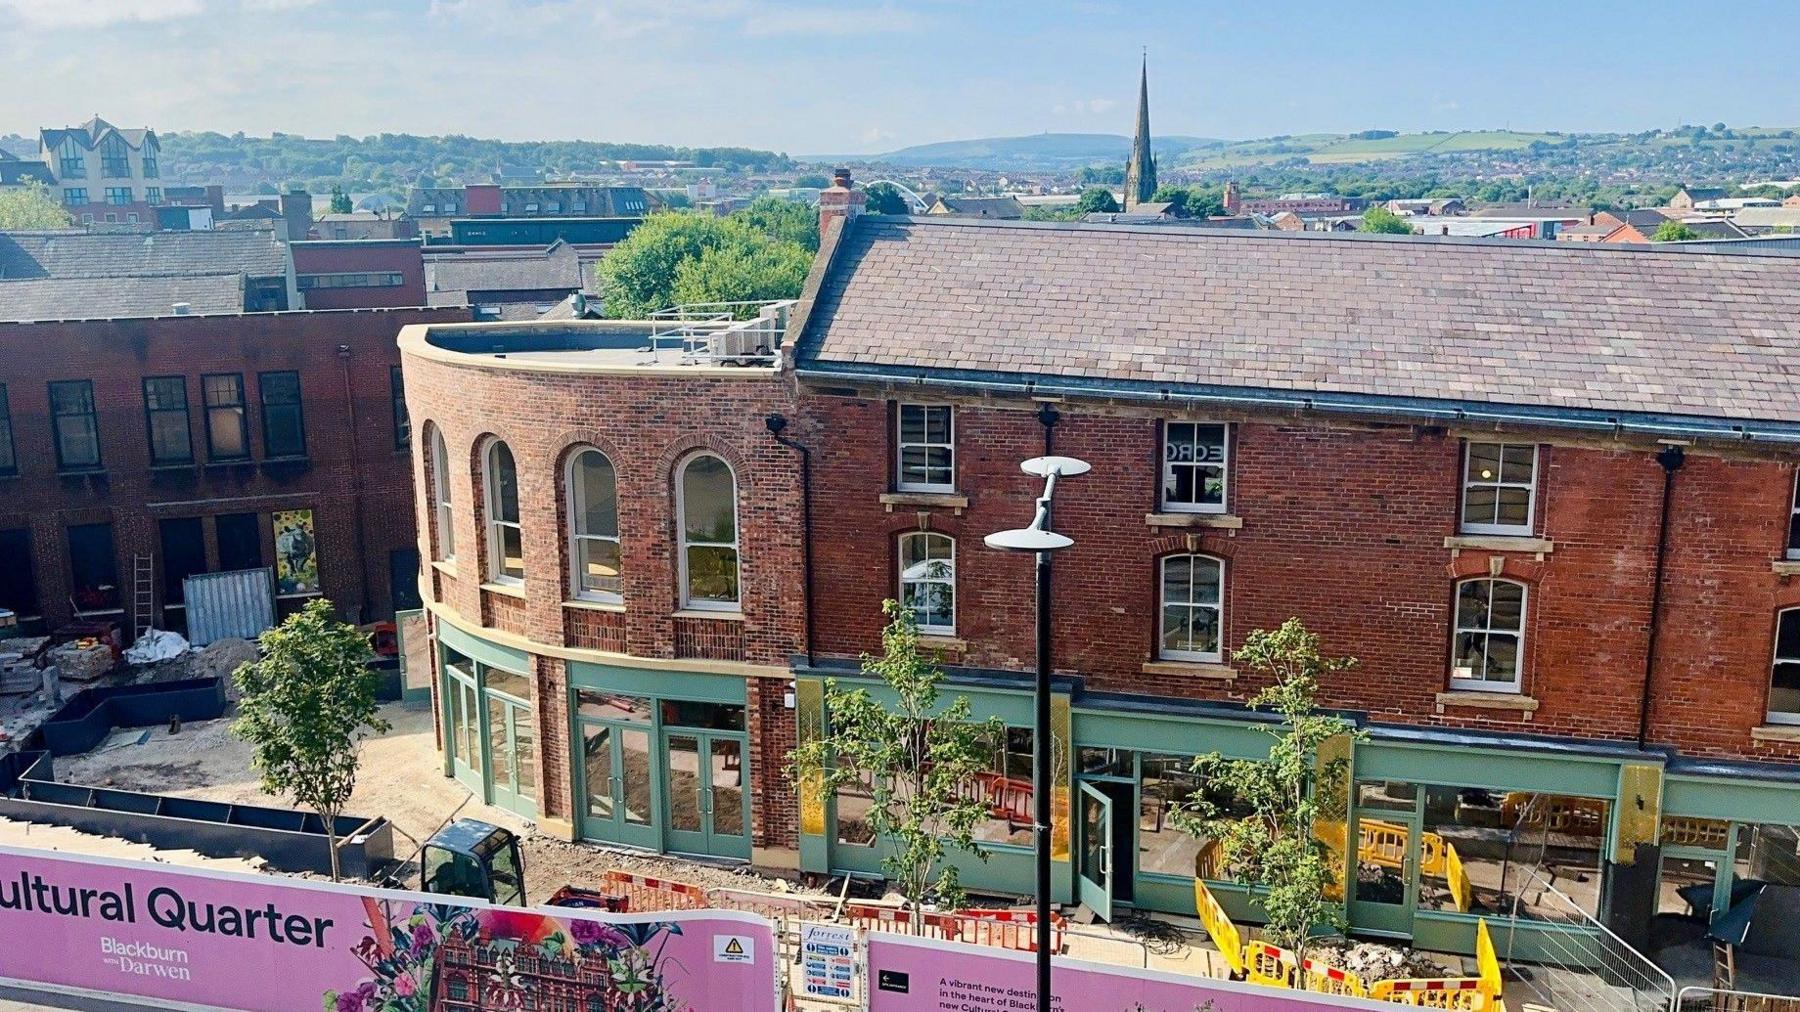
[864,182,911,215]
[232,599,390,881]
[596,212,744,317]
[1172,618,1360,965]
[734,195,819,253]
[671,239,812,308]
[1077,164,1125,186]
[788,601,1004,923]
[328,184,353,214]
[1150,184,1225,219]
[793,173,831,189]
[1359,206,1415,234]
[0,183,70,229]
[1074,187,1120,214]
[1652,220,1700,242]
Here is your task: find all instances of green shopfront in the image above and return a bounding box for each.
[793,667,1800,957]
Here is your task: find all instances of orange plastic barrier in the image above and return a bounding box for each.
[1370,976,1495,1009]
[1192,878,1245,977]
[1301,956,1369,998]
[599,870,710,912]
[843,903,1066,954]
[959,772,1032,830]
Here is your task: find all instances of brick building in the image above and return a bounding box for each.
[402,189,1800,955]
[291,239,428,311]
[0,307,463,638]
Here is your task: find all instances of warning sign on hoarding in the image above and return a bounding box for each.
[799,921,858,1002]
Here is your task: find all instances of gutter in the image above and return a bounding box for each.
[793,361,1800,445]
[1638,444,1686,748]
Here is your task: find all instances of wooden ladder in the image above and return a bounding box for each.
[130,553,154,641]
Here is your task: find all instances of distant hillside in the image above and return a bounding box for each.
[852,132,1222,170]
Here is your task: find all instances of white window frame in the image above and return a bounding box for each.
[567,448,622,604]
[484,439,523,585]
[898,531,956,636]
[1450,578,1527,693]
[1771,608,1800,726]
[1158,554,1224,663]
[675,451,741,612]
[1787,470,1800,561]
[430,428,456,563]
[895,403,955,493]
[1161,421,1230,514]
[1460,442,1538,536]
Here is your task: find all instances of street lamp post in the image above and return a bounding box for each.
[984,454,1089,1012]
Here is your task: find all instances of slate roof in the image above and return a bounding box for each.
[423,244,587,295]
[0,229,289,281]
[39,117,154,152]
[0,158,54,186]
[796,216,1800,431]
[929,196,1026,219]
[0,274,243,323]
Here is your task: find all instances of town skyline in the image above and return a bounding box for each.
[5,0,1800,154]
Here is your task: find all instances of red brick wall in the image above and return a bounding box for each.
[403,342,807,845]
[803,392,1800,765]
[0,307,462,631]
[292,242,427,310]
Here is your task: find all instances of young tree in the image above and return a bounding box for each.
[789,601,1003,924]
[1172,618,1360,965]
[329,185,354,214]
[864,181,911,215]
[0,182,71,229]
[1359,206,1415,234]
[232,599,390,881]
[1652,220,1700,242]
[1074,187,1120,214]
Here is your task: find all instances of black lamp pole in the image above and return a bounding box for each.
[985,454,1089,1012]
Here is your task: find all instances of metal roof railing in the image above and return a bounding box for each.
[645,299,797,366]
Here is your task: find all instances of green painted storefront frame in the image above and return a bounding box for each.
[1660,772,1800,930]
[563,658,752,861]
[435,626,538,819]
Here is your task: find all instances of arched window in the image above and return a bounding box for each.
[677,453,738,610]
[1771,609,1800,725]
[484,440,523,583]
[1451,578,1527,692]
[1159,554,1223,662]
[568,449,621,601]
[899,532,955,635]
[429,428,455,562]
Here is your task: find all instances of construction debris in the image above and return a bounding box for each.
[124,629,189,666]
[48,639,114,683]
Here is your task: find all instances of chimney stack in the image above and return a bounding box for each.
[1223,180,1241,216]
[818,167,866,240]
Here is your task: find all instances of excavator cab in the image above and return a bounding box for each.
[420,819,525,906]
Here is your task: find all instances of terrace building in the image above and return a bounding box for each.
[37,117,163,226]
[401,181,1800,961]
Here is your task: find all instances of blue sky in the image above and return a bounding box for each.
[3,0,1799,154]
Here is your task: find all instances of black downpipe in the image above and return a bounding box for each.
[766,414,815,667]
[1637,444,1686,749]
[1036,402,1060,455]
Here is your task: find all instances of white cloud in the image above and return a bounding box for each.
[0,0,203,29]
[861,125,894,145]
[1053,97,1118,117]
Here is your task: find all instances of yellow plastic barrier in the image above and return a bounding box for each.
[1370,977,1495,1009]
[1476,918,1503,998]
[1361,819,1411,870]
[1446,843,1473,913]
[1244,941,1297,989]
[1192,878,1245,977]
[1301,956,1369,998]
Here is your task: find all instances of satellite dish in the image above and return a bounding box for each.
[985,528,1075,553]
[1021,455,1091,478]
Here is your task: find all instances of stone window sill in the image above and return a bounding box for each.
[1142,660,1236,682]
[1145,512,1243,530]
[1444,535,1555,555]
[672,608,743,622]
[917,635,967,652]
[880,491,969,514]
[563,598,625,613]
[1436,690,1539,713]
[480,581,526,599]
[1750,724,1800,744]
[431,560,458,577]
[1772,560,1800,577]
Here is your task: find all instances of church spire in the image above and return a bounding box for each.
[1124,51,1157,209]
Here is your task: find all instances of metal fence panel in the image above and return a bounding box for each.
[183,568,276,646]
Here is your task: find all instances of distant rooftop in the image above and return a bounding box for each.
[404,301,797,373]
[0,228,288,281]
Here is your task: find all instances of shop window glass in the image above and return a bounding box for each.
[483,666,531,701]
[1416,785,1608,920]
[1734,822,1800,889]
[576,691,652,723]
[836,782,876,847]
[1658,856,1721,921]
[659,699,745,731]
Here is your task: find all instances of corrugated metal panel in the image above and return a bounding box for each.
[183,568,276,646]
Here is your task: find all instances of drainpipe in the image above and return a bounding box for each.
[1035,401,1060,455]
[765,413,814,667]
[338,344,373,623]
[1637,444,1685,749]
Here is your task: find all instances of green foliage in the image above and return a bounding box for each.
[231,599,389,881]
[734,195,820,253]
[1022,204,1081,222]
[864,182,911,215]
[1074,187,1120,214]
[1078,164,1126,186]
[1652,220,1700,242]
[328,184,353,214]
[1359,206,1415,234]
[1149,184,1225,219]
[788,601,1004,920]
[672,239,813,307]
[0,182,71,229]
[1171,618,1361,962]
[793,173,831,189]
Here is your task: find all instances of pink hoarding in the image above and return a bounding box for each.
[866,934,1393,1012]
[0,845,777,1011]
